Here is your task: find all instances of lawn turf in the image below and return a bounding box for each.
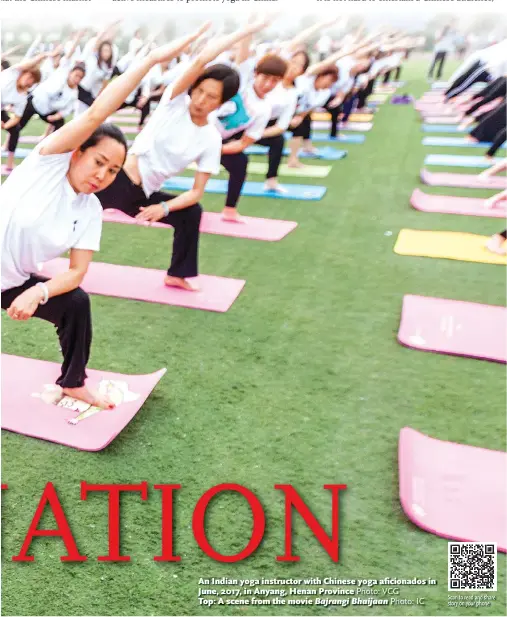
[1,56,505,617]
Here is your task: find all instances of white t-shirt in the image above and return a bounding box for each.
[214,62,271,141]
[265,83,298,130]
[1,68,28,117]
[0,143,102,291]
[317,34,332,55]
[434,33,456,54]
[130,85,222,198]
[331,56,355,95]
[294,75,331,113]
[32,60,78,118]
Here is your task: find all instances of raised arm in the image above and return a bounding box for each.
[14,52,48,72]
[64,30,86,61]
[171,20,269,100]
[1,44,22,59]
[306,42,363,76]
[284,17,340,53]
[40,28,212,156]
[23,35,42,59]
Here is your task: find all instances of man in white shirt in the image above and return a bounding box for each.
[428,27,455,81]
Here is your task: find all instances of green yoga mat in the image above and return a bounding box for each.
[188,161,332,178]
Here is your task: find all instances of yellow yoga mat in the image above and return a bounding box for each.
[312,112,374,123]
[394,229,507,265]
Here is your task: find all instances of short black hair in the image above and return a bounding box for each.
[80,123,128,164]
[189,64,240,104]
[1,59,10,71]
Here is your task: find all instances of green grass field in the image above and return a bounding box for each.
[1,57,506,617]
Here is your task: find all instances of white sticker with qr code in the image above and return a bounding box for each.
[448,542,497,591]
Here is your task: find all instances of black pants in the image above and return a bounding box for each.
[96,169,202,278]
[117,88,142,113]
[471,101,506,145]
[77,86,95,108]
[289,114,312,139]
[6,96,65,153]
[465,78,507,117]
[487,127,506,157]
[220,131,249,208]
[324,95,342,138]
[428,52,447,80]
[139,94,162,127]
[445,61,491,100]
[2,275,92,388]
[255,119,285,179]
[357,79,375,109]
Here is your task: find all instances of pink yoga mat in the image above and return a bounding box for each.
[420,168,507,190]
[410,188,506,218]
[399,427,506,552]
[398,294,506,363]
[102,208,297,242]
[110,115,138,124]
[40,258,245,313]
[1,354,166,451]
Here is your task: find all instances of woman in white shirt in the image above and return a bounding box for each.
[1,53,46,170]
[7,36,86,164]
[1,35,199,410]
[95,23,266,292]
[216,31,287,221]
[75,23,121,116]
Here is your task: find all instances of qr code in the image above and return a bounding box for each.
[448,542,497,591]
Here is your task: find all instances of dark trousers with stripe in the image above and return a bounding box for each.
[96,169,202,278]
[2,276,92,388]
[465,78,507,117]
[445,60,492,100]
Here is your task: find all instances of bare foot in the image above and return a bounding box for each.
[221,207,241,222]
[302,147,318,155]
[464,135,477,144]
[286,159,305,169]
[62,385,116,410]
[264,180,288,194]
[164,275,200,291]
[485,234,507,254]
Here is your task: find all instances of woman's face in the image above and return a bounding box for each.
[17,72,37,91]
[68,137,125,194]
[189,78,224,118]
[99,43,113,63]
[67,68,85,88]
[315,74,336,90]
[286,53,307,81]
[254,73,282,98]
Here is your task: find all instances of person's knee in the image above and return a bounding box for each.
[186,202,203,226]
[67,288,91,317]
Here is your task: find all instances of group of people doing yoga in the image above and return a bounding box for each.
[436,38,507,254]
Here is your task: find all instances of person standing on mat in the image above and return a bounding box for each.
[96,22,268,291]
[215,27,287,221]
[1,52,46,171]
[428,27,455,81]
[1,35,195,409]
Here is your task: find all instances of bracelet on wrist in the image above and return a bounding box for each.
[36,282,49,305]
[162,202,171,216]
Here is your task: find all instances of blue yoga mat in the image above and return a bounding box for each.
[422,136,505,150]
[421,124,469,134]
[246,145,346,160]
[1,148,31,159]
[162,177,326,200]
[307,132,366,144]
[424,154,495,169]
